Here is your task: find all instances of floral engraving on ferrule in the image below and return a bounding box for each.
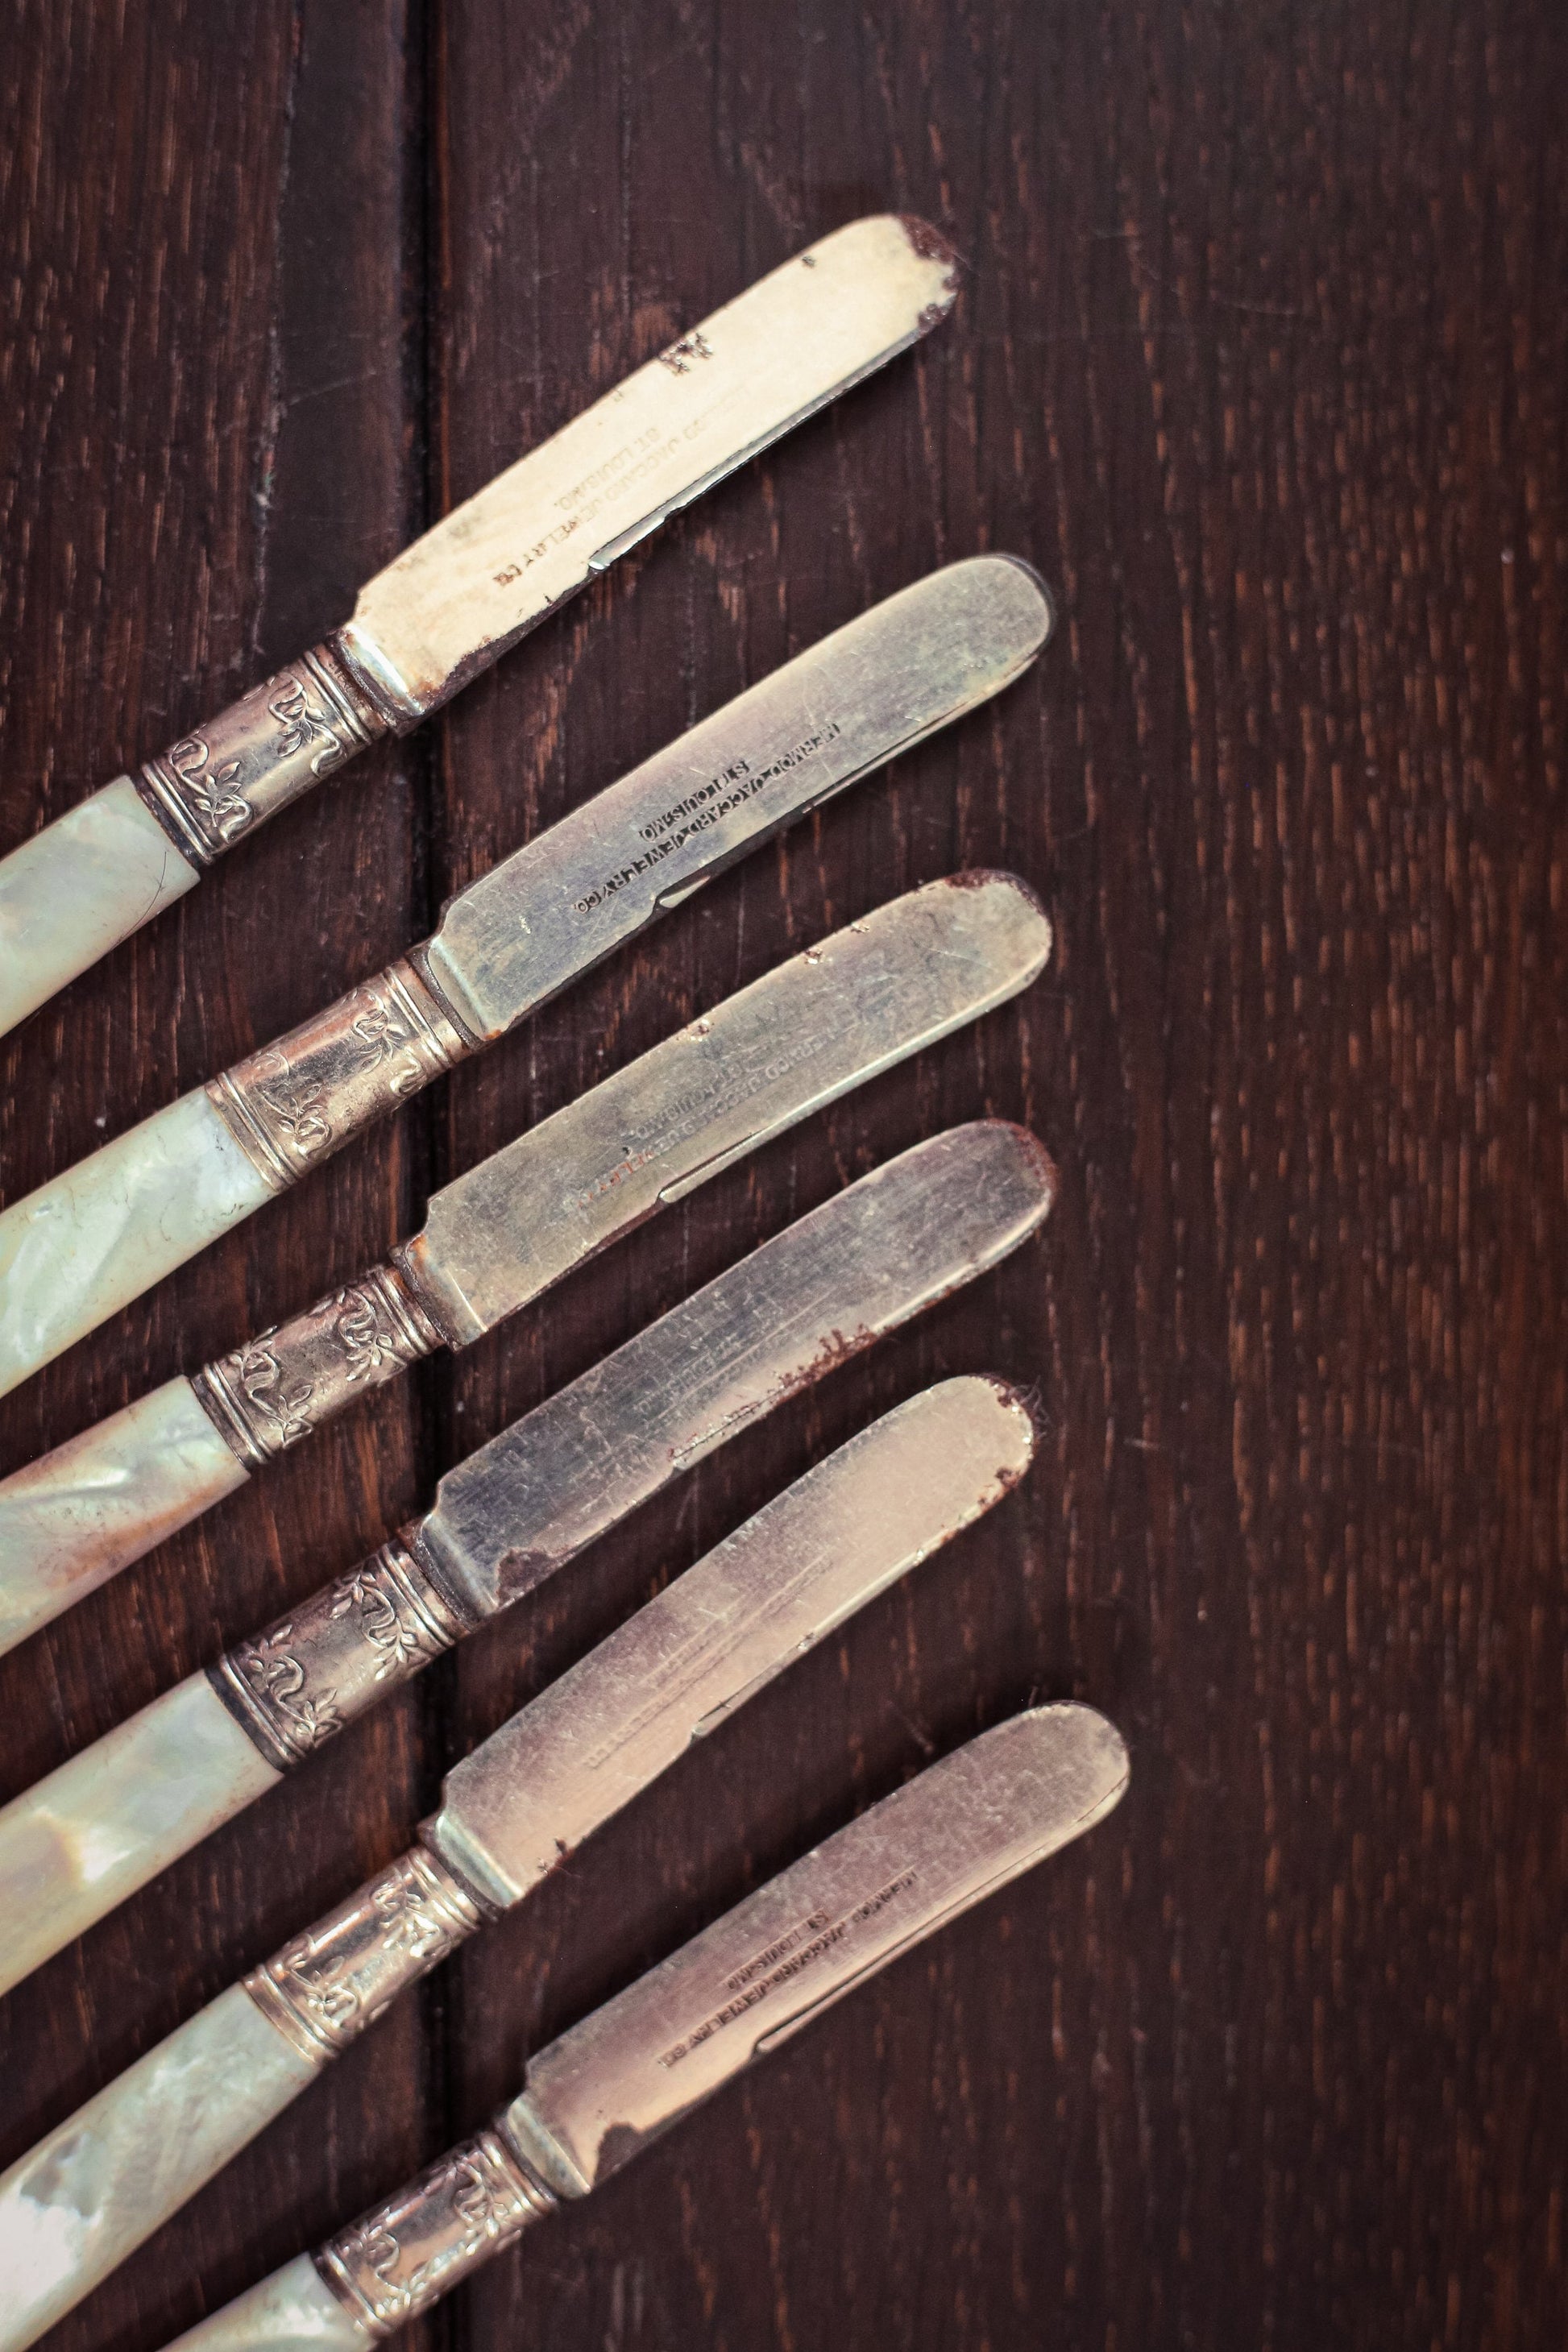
[231,1621,342,1758]
[165,736,252,844]
[337,1282,413,1383]
[244,1846,483,2068]
[193,1263,442,1471]
[210,1533,467,1773]
[347,975,446,1098]
[235,1338,317,1448]
[206,956,471,1193]
[251,1047,338,1159]
[330,1564,425,1682]
[268,670,346,775]
[133,640,390,867]
[318,2130,551,2331]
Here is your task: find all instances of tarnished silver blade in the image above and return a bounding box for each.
[402,873,1051,1346]
[503,1705,1129,2198]
[420,554,1052,1040]
[428,1379,1037,1910]
[414,1120,1054,1624]
[342,217,960,721]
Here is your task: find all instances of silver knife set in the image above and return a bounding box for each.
[0,218,1129,2347]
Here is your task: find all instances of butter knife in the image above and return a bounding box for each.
[0,1375,1036,2350]
[0,552,1051,1400]
[0,214,960,1039]
[0,869,1051,1656]
[160,1703,1128,2350]
[0,1118,1056,1994]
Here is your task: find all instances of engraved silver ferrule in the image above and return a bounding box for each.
[244,1844,486,2068]
[209,1528,473,1773]
[205,952,473,1194]
[193,1262,444,1469]
[317,2129,554,2334]
[135,637,393,869]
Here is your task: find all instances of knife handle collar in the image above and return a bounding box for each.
[193,1262,446,1471]
[205,952,475,1193]
[133,637,392,869]
[208,1521,474,1773]
[244,1841,487,2071]
[316,2126,556,2337]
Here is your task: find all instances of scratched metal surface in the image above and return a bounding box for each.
[0,5,1564,2350]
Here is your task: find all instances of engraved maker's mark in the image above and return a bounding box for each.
[656,1869,920,2069]
[657,328,714,375]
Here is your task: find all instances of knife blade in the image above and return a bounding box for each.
[0,214,960,1038]
[423,1378,1036,1908]
[0,1119,1056,1994]
[0,554,1052,1400]
[0,1378,1037,2352]
[0,870,1051,1655]
[156,1704,1129,2350]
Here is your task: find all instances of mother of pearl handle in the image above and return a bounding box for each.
[0,1844,482,2347]
[0,1671,279,1997]
[162,2258,368,2352]
[0,644,389,1046]
[0,1091,275,1402]
[160,2118,554,2351]
[0,1377,249,1657]
[0,1986,320,2352]
[0,778,200,1039]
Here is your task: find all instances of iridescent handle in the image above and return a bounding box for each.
[0,1848,484,2350]
[0,1987,319,2352]
[0,1090,276,1403]
[0,1377,248,1658]
[0,1671,280,1998]
[0,1523,469,1997]
[159,2256,369,2350]
[0,640,393,1044]
[0,778,199,1039]
[0,956,471,1403]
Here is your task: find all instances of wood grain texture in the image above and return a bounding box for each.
[1,2,1563,2348]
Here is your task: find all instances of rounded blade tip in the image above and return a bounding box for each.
[809,214,962,320]
[1014,1700,1132,1827]
[945,1118,1060,1225]
[910,1371,1043,1490]
[929,550,1056,664]
[929,868,1053,984]
[894,214,965,313]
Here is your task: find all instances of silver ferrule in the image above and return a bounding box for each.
[193,1262,445,1469]
[244,1844,487,2068]
[316,2129,555,2334]
[209,1527,473,1772]
[205,952,474,1194]
[134,637,394,869]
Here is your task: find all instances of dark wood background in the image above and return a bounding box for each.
[2,3,1564,2346]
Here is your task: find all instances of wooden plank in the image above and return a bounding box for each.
[1,2,1564,2349]
[0,4,431,2346]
